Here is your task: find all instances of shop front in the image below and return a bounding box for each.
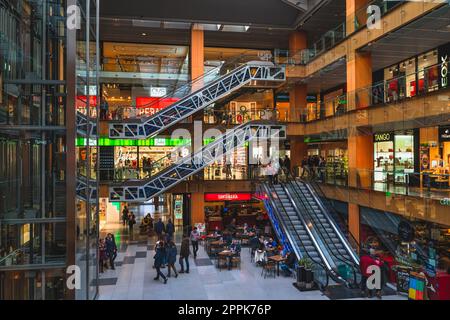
[204,193,267,232]
[372,42,449,106]
[360,207,450,300]
[373,130,418,187]
[420,126,450,190]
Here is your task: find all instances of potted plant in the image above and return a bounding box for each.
[298,258,315,289]
[297,258,311,288]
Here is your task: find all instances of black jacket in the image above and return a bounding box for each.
[166,222,175,235]
[154,221,165,234]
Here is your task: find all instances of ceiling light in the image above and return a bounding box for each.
[141,32,147,36]
[423,55,427,61]
[244,25,250,32]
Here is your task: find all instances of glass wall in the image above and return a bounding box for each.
[0,0,70,299]
[75,0,100,300]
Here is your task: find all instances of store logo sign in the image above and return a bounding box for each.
[66,265,81,290]
[441,55,448,88]
[374,132,392,142]
[150,87,167,98]
[366,265,381,290]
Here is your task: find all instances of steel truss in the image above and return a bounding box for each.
[76,175,98,204]
[108,62,286,139]
[109,121,286,202]
[76,111,97,137]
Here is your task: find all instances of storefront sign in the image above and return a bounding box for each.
[173,196,183,220]
[204,193,252,202]
[439,43,450,89]
[135,97,179,116]
[373,132,394,143]
[150,87,167,97]
[396,267,410,295]
[398,221,415,242]
[439,126,450,142]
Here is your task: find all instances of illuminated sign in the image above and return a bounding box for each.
[374,132,394,143]
[204,193,253,202]
[135,97,179,117]
[150,87,167,97]
[440,198,450,206]
[439,127,450,142]
[439,43,450,89]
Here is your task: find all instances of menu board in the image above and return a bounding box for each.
[396,267,410,295]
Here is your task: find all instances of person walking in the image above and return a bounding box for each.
[128,212,136,233]
[105,233,117,270]
[283,155,291,176]
[153,241,168,284]
[179,234,190,273]
[166,241,178,278]
[154,218,165,241]
[190,227,200,259]
[359,248,384,299]
[99,239,107,273]
[121,206,129,226]
[301,156,308,178]
[166,218,175,242]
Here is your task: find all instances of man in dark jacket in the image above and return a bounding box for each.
[179,234,190,273]
[166,219,175,241]
[153,241,168,284]
[105,233,117,270]
[154,218,165,241]
[166,241,178,278]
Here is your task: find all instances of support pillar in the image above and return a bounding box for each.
[190,25,204,82]
[288,31,308,122]
[348,130,373,189]
[290,136,308,175]
[346,0,369,36]
[348,203,360,246]
[347,51,372,111]
[191,192,205,225]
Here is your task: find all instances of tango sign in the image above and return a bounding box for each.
[440,198,450,206]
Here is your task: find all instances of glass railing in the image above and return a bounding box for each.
[299,62,447,123]
[203,107,290,125]
[274,1,404,66]
[300,168,450,201]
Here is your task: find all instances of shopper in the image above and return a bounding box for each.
[154,218,165,241]
[179,234,190,273]
[190,227,200,259]
[166,218,175,241]
[105,233,117,270]
[128,212,136,233]
[153,241,168,284]
[301,156,308,178]
[283,155,291,176]
[280,251,296,277]
[121,206,129,226]
[359,248,384,299]
[99,239,107,273]
[166,241,178,278]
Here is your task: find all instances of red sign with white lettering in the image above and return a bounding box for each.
[204,193,253,202]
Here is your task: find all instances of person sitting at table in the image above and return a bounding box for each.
[266,237,277,249]
[254,243,267,266]
[230,239,241,255]
[213,226,222,237]
[280,251,296,277]
[247,225,256,234]
[222,231,233,247]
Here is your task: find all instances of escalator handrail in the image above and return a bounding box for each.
[283,172,359,285]
[301,181,360,266]
[281,183,348,284]
[305,178,361,258]
[260,182,329,289]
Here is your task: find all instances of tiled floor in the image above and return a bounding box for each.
[97,222,406,301]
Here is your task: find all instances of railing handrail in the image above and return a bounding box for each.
[259,182,329,289]
[283,172,359,286]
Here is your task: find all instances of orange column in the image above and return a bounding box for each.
[289,31,307,55]
[347,52,372,111]
[290,137,308,176]
[346,0,369,35]
[289,84,307,122]
[191,192,205,225]
[190,26,204,82]
[348,131,373,188]
[348,203,360,246]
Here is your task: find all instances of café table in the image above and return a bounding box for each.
[217,250,235,271]
[268,255,286,277]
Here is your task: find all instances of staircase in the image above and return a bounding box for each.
[108,61,285,139]
[109,121,286,202]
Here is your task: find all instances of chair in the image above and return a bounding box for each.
[261,261,276,279]
[231,254,241,270]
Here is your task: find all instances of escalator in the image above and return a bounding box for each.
[287,179,360,287]
[109,121,286,202]
[259,182,329,290]
[108,61,285,139]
